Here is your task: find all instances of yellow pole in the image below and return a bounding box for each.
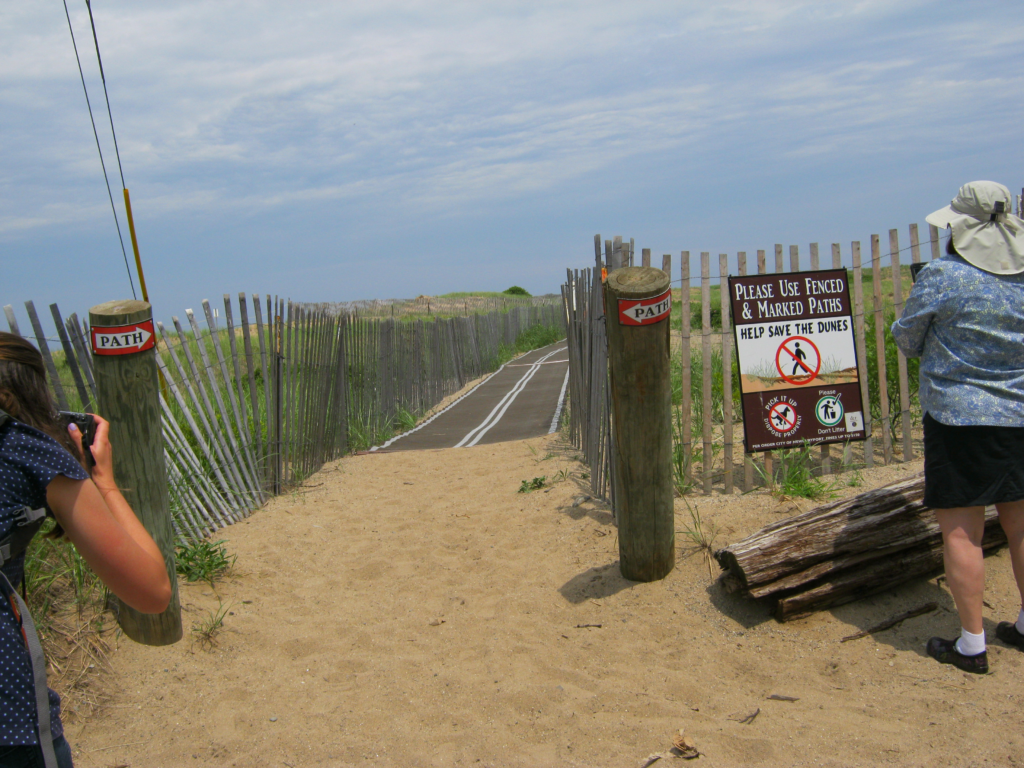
[122,188,167,396]
[122,188,149,303]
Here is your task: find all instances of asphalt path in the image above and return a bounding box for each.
[371,341,569,451]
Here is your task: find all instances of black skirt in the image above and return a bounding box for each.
[923,413,1024,509]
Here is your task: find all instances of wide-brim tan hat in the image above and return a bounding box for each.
[925,180,1024,275]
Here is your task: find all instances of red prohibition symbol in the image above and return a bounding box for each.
[768,401,799,433]
[775,335,821,385]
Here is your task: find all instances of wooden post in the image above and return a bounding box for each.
[679,252,692,489]
[604,266,674,582]
[700,253,712,494]
[88,300,182,645]
[719,253,733,494]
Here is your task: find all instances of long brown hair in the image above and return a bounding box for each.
[0,331,83,464]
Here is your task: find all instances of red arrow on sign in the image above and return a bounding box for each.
[618,289,672,326]
[91,320,156,356]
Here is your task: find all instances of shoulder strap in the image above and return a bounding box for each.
[0,507,48,568]
[0,571,58,768]
[0,411,57,766]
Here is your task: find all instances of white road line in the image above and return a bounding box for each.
[504,359,569,367]
[455,346,566,448]
[369,343,563,452]
[549,367,570,434]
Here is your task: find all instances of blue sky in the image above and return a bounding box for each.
[2,1,1023,331]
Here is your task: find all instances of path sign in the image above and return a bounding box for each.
[618,289,671,326]
[729,268,866,452]
[91,320,156,356]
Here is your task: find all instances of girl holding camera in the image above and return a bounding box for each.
[0,331,171,767]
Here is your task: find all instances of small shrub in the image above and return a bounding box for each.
[680,501,719,580]
[518,477,547,493]
[192,600,232,650]
[758,442,840,501]
[503,286,531,297]
[176,539,236,586]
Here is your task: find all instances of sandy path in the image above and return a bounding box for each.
[67,437,1024,768]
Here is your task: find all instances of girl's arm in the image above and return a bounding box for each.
[46,415,172,614]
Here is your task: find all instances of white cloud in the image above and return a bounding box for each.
[1,0,1022,238]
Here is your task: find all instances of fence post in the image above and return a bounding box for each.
[604,267,674,582]
[88,300,182,645]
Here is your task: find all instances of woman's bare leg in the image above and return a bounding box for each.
[935,506,987,635]
[996,499,1024,611]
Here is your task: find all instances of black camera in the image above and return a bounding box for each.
[58,411,96,466]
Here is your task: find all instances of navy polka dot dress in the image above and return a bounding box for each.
[0,419,88,745]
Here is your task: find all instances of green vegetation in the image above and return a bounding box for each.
[680,500,719,578]
[757,442,841,500]
[518,477,547,493]
[503,286,531,297]
[191,600,232,650]
[495,322,564,368]
[176,538,236,586]
[23,520,103,623]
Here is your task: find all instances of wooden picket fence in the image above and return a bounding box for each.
[4,295,561,540]
[562,225,944,499]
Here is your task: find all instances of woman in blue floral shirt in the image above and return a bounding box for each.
[892,180,1024,674]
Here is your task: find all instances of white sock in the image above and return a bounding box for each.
[955,627,985,656]
[1015,609,1024,635]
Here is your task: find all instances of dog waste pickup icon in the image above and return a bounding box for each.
[728,268,866,452]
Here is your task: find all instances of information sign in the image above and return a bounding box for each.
[729,269,866,452]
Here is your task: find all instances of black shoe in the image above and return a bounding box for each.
[926,637,989,674]
[995,621,1024,650]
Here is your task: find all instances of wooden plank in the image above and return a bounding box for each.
[760,251,772,486]
[238,294,264,482]
[929,224,941,262]
[25,300,69,410]
[221,296,264,500]
[642,247,651,267]
[889,229,913,462]
[701,252,712,494]
[273,302,283,493]
[186,308,262,505]
[65,313,96,401]
[832,243,849,471]
[909,223,921,264]
[49,303,90,410]
[774,244,784,274]
[158,320,242,515]
[679,251,692,489]
[851,241,873,469]
[809,244,831,475]
[737,251,753,493]
[870,234,892,464]
[3,305,21,336]
[284,300,297,484]
[662,254,671,274]
[209,299,264,503]
[720,253,733,494]
[155,381,234,529]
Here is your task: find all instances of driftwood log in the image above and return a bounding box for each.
[714,472,1007,621]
